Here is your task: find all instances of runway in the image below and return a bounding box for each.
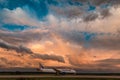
[0,75,119,78]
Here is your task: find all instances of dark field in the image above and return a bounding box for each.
[0,78,120,80]
[0,72,120,80]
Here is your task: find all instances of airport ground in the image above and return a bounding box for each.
[0,72,120,80]
[0,78,120,80]
[0,75,120,80]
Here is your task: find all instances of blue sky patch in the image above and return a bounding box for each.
[2,24,29,31]
[87,5,96,11]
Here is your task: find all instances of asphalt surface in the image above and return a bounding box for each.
[0,75,119,78]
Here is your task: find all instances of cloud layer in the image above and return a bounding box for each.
[0,0,120,71]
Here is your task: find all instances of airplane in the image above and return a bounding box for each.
[38,63,56,74]
[56,68,76,75]
[38,63,76,75]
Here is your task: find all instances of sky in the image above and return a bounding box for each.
[0,0,120,72]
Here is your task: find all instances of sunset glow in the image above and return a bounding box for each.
[0,0,120,72]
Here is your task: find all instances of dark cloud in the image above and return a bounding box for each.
[0,29,49,44]
[48,0,114,21]
[68,0,87,3]
[0,0,119,23]
[50,5,83,18]
[83,13,98,22]
[0,39,65,63]
[57,0,120,20]
[71,0,120,6]
[32,54,65,63]
[100,9,111,18]
[0,29,66,63]
[0,40,33,54]
[110,0,120,7]
[90,37,120,50]
[90,0,111,6]
[59,30,120,50]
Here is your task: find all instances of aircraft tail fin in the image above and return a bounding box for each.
[39,63,44,69]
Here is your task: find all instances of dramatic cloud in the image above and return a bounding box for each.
[32,54,65,63]
[0,40,33,54]
[0,29,50,44]
[70,0,120,6]
[0,0,120,71]
[83,13,98,22]
[0,39,65,63]
[50,5,83,18]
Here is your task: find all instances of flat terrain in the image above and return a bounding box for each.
[0,78,120,80]
[0,75,120,80]
[0,75,120,78]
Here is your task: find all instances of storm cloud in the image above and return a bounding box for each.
[0,40,33,54]
[0,40,65,63]
[32,54,65,63]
